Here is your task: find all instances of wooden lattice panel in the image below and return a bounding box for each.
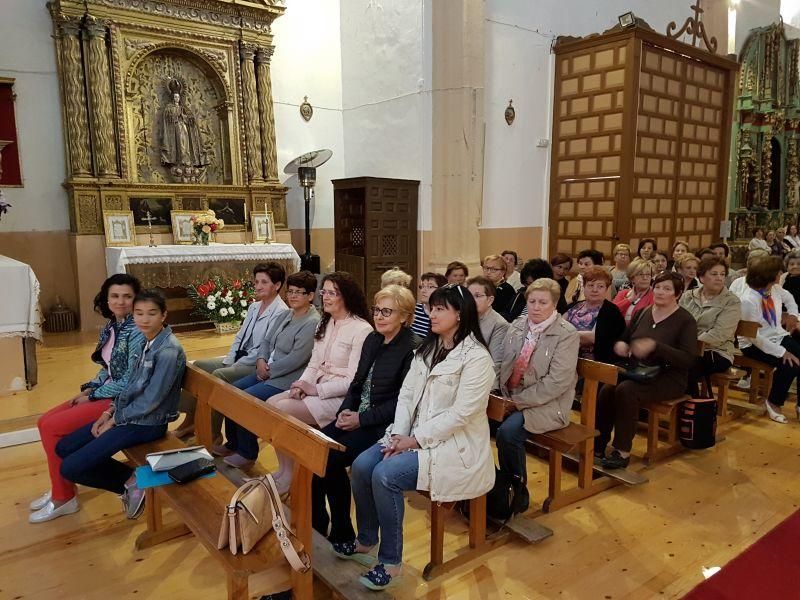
[551,41,628,258]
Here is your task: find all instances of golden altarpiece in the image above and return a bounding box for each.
[48,0,288,239]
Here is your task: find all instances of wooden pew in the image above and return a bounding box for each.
[730,321,774,416]
[124,365,344,600]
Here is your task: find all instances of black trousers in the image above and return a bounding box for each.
[741,336,800,406]
[311,421,384,543]
[688,351,732,398]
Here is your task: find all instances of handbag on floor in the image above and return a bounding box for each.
[217,474,311,572]
[678,377,717,450]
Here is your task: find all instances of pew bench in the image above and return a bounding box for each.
[126,365,343,600]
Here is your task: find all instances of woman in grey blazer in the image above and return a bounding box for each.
[214,271,320,468]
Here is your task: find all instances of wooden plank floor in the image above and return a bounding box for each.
[2,330,800,599]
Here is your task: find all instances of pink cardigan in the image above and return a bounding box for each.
[298,315,373,427]
[612,288,654,325]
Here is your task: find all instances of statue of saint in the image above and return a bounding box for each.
[160,79,207,168]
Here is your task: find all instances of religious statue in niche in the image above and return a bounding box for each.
[160,78,209,183]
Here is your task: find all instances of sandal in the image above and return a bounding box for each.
[359,563,402,591]
[765,401,788,424]
[331,541,374,567]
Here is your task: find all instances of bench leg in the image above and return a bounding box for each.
[542,449,563,513]
[645,410,660,465]
[134,488,191,550]
[468,496,486,550]
[227,572,248,600]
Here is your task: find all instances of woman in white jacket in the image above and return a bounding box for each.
[344,284,495,591]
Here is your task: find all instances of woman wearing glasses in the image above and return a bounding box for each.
[264,272,373,494]
[313,284,417,554]
[411,272,447,338]
[482,254,516,320]
[345,284,494,590]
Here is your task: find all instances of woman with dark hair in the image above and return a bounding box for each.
[411,272,447,338]
[597,272,697,469]
[266,272,373,494]
[651,250,669,275]
[749,227,769,252]
[550,253,573,301]
[637,238,657,261]
[565,249,606,305]
[445,261,469,285]
[502,250,522,289]
[56,290,186,520]
[506,259,564,321]
[466,275,509,381]
[313,285,416,553]
[30,274,145,524]
[785,224,800,250]
[564,267,625,363]
[346,285,494,590]
[739,255,800,423]
[216,271,320,468]
[495,278,580,494]
[680,256,741,396]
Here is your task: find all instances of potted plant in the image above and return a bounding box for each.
[187,275,255,333]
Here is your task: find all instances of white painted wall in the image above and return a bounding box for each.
[0,0,66,232]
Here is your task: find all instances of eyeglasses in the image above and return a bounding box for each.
[319,289,340,298]
[418,284,438,291]
[471,292,488,299]
[286,289,310,296]
[482,266,504,273]
[372,306,400,318]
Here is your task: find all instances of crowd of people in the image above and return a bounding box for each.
[26,232,800,593]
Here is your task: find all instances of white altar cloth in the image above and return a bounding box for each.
[0,255,42,341]
[105,243,301,277]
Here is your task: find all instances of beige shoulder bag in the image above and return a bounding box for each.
[217,474,311,572]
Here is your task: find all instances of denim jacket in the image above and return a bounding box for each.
[113,326,186,426]
[81,315,146,400]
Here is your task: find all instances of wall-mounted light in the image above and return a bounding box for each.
[618,12,636,28]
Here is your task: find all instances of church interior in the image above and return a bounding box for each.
[4,0,800,598]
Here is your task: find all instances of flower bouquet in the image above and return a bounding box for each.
[187,275,255,332]
[190,210,225,245]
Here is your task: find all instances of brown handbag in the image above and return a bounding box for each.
[217,474,311,572]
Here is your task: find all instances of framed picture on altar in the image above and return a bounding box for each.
[209,197,246,231]
[171,210,203,245]
[103,210,136,247]
[129,197,173,232]
[250,211,275,243]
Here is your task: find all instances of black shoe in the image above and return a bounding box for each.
[260,591,291,600]
[601,449,630,470]
[593,452,605,466]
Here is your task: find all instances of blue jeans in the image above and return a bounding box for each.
[226,375,284,459]
[350,443,419,565]
[495,410,528,483]
[57,422,167,494]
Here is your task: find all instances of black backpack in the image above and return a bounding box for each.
[486,468,529,522]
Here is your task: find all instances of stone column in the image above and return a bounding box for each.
[255,46,279,181]
[56,16,92,178]
[429,0,485,269]
[240,43,264,183]
[84,16,118,178]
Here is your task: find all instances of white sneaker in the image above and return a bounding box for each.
[29,490,52,511]
[765,401,788,424]
[29,497,79,524]
[736,375,751,390]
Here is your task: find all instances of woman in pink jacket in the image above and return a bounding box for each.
[267,272,373,494]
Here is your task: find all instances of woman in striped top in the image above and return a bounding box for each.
[411,272,446,338]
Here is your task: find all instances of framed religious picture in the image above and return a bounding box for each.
[129,197,173,232]
[103,210,137,247]
[171,210,203,245]
[251,211,275,243]
[208,197,246,231]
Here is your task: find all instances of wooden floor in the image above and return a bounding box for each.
[2,330,800,599]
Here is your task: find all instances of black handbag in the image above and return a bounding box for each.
[618,363,663,383]
[486,468,530,522]
[679,376,717,449]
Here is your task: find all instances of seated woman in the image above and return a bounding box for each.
[612,258,655,326]
[380,267,412,289]
[506,259,565,321]
[749,227,769,252]
[680,256,741,397]
[30,274,145,524]
[313,285,416,552]
[766,230,785,257]
[178,262,289,439]
[597,272,697,469]
[609,243,632,293]
[56,290,186,519]
[637,238,657,261]
[738,255,800,423]
[346,284,494,590]
[445,261,469,285]
[668,240,690,271]
[651,250,669,275]
[782,250,800,307]
[495,278,579,492]
[466,276,510,381]
[674,253,700,292]
[266,272,373,494]
[502,250,522,290]
[565,249,606,305]
[550,252,573,306]
[215,271,320,468]
[785,224,800,251]
[482,254,517,319]
[564,267,625,363]
[411,272,447,338]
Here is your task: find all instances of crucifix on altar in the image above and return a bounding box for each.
[142,210,157,247]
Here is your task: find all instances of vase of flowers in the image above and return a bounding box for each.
[187,275,255,331]
[190,210,225,245]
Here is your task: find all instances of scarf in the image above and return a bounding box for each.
[506,310,559,391]
[757,288,777,326]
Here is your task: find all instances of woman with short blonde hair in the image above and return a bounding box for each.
[483,254,516,319]
[612,258,655,325]
[610,244,632,292]
[674,253,700,292]
[380,268,412,289]
[374,284,416,326]
[525,277,562,305]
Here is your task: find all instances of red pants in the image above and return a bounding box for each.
[37,398,112,501]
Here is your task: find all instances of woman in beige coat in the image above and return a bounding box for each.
[496,278,580,497]
[345,284,495,591]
